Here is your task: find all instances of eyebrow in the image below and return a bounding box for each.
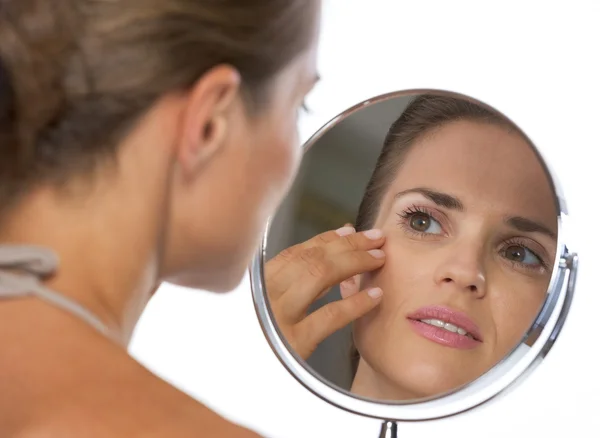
[394,187,557,239]
[505,216,557,240]
[394,188,465,211]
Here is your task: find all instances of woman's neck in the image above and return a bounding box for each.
[0,97,190,347]
[0,172,167,345]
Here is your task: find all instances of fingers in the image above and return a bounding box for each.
[281,244,385,319]
[325,228,386,256]
[268,227,385,301]
[339,274,360,299]
[294,287,383,360]
[265,225,356,280]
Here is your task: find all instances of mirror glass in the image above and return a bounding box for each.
[263,91,560,403]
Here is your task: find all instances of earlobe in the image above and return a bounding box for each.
[178,65,241,177]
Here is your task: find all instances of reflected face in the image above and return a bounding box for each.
[353,120,557,400]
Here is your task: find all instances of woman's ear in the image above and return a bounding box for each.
[177,65,241,178]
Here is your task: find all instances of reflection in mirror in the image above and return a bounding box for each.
[264,92,558,402]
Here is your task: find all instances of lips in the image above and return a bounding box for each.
[407,305,483,348]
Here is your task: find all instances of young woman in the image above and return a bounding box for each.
[267,95,557,400]
[0,0,321,436]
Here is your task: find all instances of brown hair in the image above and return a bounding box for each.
[0,0,317,214]
[348,93,517,377]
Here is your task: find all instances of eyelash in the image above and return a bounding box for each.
[300,100,311,114]
[501,237,548,271]
[396,205,548,271]
[396,205,446,238]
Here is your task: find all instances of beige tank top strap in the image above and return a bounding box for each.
[0,245,110,337]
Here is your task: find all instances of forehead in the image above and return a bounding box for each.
[388,120,556,224]
[274,5,320,90]
[270,40,319,103]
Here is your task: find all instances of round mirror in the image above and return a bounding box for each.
[250,90,578,433]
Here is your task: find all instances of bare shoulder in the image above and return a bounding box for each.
[11,354,262,438]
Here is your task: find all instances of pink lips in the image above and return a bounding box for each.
[407,305,483,350]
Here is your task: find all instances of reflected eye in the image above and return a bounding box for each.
[398,207,444,235]
[502,244,541,266]
[410,214,429,231]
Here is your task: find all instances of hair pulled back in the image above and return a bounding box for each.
[0,0,317,212]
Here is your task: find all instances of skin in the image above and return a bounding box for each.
[0,6,321,437]
[266,227,386,360]
[349,120,558,400]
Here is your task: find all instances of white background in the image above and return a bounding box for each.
[130,1,600,437]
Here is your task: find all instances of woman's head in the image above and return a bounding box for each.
[346,94,557,400]
[0,0,320,293]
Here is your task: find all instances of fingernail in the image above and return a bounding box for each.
[341,277,355,287]
[367,287,383,299]
[368,249,385,259]
[364,229,383,240]
[336,226,356,237]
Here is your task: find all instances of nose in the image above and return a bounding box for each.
[433,243,487,298]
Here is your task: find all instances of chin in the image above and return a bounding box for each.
[211,266,248,292]
[165,263,248,293]
[388,361,471,398]
[357,338,472,400]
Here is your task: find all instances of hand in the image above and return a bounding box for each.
[265,225,386,360]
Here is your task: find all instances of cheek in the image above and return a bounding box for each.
[488,279,547,348]
[276,130,302,185]
[254,119,301,197]
[364,240,431,303]
[355,243,432,343]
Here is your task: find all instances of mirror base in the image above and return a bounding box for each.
[379,421,398,438]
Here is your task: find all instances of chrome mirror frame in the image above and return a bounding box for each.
[250,89,578,426]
